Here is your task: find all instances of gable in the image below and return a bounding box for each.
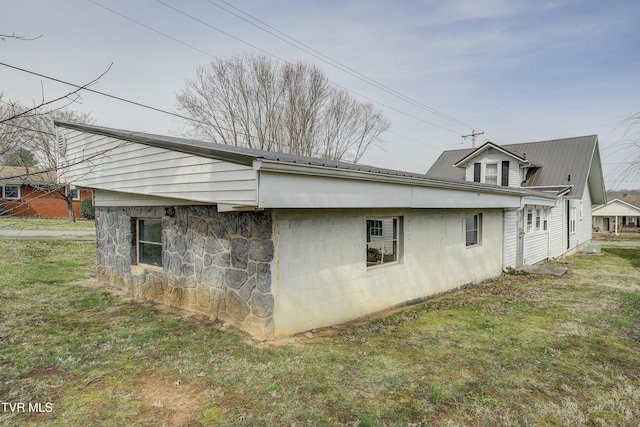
[593,199,640,216]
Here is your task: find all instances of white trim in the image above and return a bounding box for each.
[2,185,20,199]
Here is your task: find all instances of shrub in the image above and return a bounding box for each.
[79,197,95,219]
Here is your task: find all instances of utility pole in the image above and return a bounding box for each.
[462,129,484,148]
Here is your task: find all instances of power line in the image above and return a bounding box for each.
[0,62,373,161]
[204,0,482,131]
[87,0,466,136]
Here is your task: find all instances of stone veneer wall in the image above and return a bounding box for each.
[95,205,275,339]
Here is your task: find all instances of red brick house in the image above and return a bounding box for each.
[0,166,92,218]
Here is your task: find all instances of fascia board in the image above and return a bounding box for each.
[254,160,541,209]
[254,159,534,198]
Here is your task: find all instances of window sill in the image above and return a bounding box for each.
[131,264,163,275]
[366,260,401,270]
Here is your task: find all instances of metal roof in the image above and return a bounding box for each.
[426,135,606,203]
[56,121,431,179]
[54,122,561,202]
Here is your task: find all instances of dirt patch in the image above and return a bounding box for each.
[137,375,205,427]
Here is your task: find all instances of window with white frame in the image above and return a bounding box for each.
[570,207,577,234]
[535,209,541,231]
[2,185,20,199]
[578,202,583,220]
[485,163,498,185]
[526,208,533,233]
[543,209,548,231]
[137,219,163,267]
[366,217,399,266]
[368,219,383,237]
[465,214,482,247]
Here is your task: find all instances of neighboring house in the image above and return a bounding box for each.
[427,136,606,268]
[56,121,569,340]
[0,166,92,218]
[592,197,640,234]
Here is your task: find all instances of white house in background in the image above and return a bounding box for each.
[427,136,606,268]
[592,197,640,234]
[56,122,596,340]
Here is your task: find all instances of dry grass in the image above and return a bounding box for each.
[1,241,639,426]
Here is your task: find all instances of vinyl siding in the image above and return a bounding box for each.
[58,129,258,206]
[548,200,565,258]
[503,210,518,269]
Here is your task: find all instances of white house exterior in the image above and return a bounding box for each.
[56,122,592,339]
[427,137,606,269]
[592,198,640,234]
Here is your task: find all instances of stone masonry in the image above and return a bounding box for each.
[95,205,275,339]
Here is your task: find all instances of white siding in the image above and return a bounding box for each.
[273,208,504,336]
[522,206,551,265]
[548,199,565,258]
[572,190,593,250]
[58,129,258,206]
[463,151,521,187]
[503,209,518,269]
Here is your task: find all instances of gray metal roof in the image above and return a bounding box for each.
[426,135,606,203]
[56,121,431,179]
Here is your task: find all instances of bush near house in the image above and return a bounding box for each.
[0,241,638,426]
[79,197,95,219]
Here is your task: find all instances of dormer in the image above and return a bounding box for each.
[453,142,530,188]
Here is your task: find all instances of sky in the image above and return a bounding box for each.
[2,0,639,190]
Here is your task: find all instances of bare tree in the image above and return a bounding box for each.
[611,111,640,188]
[176,53,390,163]
[1,97,94,221]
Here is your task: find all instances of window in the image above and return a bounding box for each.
[3,185,20,199]
[465,214,481,247]
[526,209,533,233]
[137,219,163,267]
[66,187,80,200]
[485,163,498,185]
[570,207,576,234]
[578,202,583,220]
[367,220,383,237]
[535,209,541,231]
[543,209,548,231]
[366,217,399,266]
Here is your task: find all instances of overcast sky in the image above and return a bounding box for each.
[2,0,639,189]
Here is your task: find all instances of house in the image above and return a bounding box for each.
[55,121,571,340]
[592,197,640,234]
[427,136,606,268]
[0,166,92,218]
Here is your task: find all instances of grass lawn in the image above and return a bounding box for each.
[0,218,95,231]
[0,241,638,426]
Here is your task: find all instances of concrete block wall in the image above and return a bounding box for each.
[273,208,504,336]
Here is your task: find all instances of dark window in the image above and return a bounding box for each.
[473,163,481,182]
[3,185,20,199]
[501,161,510,186]
[138,219,163,267]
